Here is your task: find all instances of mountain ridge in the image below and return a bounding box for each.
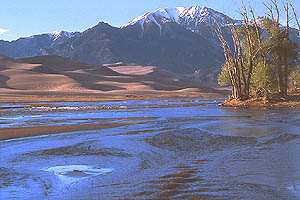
[0,6,299,84]
[0,30,79,59]
[121,6,239,36]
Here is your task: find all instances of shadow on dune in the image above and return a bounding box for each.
[0,54,227,97]
[0,74,14,89]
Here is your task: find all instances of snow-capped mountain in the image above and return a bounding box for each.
[22,30,74,42]
[0,30,78,58]
[121,6,237,35]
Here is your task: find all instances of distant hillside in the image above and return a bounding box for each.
[0,31,78,59]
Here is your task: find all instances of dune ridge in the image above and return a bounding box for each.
[0,54,226,103]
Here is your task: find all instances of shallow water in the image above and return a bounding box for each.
[0,98,300,199]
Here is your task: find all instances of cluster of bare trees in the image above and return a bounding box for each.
[217,0,300,100]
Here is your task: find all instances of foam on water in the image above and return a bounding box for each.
[288,184,300,197]
[0,115,41,120]
[44,165,113,185]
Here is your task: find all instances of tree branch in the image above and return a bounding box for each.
[290,4,300,36]
[263,2,275,21]
[270,0,280,26]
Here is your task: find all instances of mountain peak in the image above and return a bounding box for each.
[49,30,72,41]
[179,6,216,20]
[121,6,235,35]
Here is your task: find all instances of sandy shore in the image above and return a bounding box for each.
[0,92,225,104]
[220,94,300,109]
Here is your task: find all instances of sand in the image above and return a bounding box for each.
[0,122,144,141]
[220,94,300,109]
[0,54,227,103]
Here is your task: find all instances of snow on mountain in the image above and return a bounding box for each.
[20,30,74,42]
[121,7,184,28]
[49,30,74,41]
[0,30,78,58]
[121,6,236,35]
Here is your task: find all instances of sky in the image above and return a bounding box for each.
[0,0,299,41]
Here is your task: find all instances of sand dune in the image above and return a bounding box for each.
[0,54,226,102]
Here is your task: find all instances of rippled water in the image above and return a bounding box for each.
[0,98,300,199]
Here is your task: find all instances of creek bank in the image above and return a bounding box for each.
[219,94,300,109]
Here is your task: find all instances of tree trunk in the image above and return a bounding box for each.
[283,2,289,96]
[283,60,288,96]
[277,65,284,95]
[239,58,247,98]
[245,60,254,97]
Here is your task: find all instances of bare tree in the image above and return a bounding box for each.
[215,23,243,99]
[264,0,285,95]
[290,4,300,36]
[291,3,300,82]
[283,0,291,95]
[239,7,255,97]
[216,5,265,99]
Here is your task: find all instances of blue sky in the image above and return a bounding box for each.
[0,0,299,41]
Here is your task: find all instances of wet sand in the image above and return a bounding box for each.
[0,100,215,141]
[0,122,144,141]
